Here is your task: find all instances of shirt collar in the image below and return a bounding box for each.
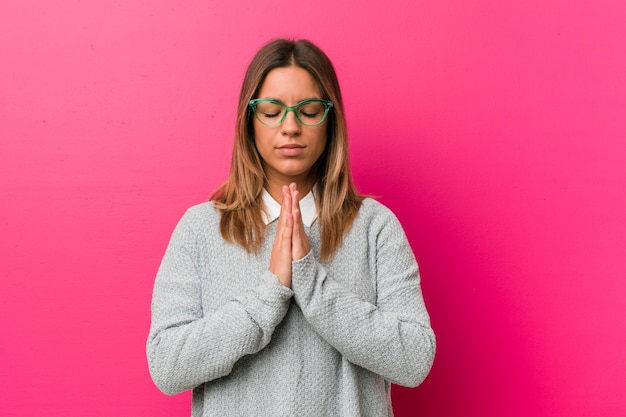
[261,187,318,227]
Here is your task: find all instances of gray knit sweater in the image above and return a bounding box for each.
[147,198,435,416]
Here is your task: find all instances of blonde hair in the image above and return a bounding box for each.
[211,38,363,262]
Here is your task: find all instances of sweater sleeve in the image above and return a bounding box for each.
[147,209,293,395]
[290,208,435,387]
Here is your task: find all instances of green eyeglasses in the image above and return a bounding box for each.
[249,98,333,127]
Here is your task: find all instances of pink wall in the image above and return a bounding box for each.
[1,1,625,416]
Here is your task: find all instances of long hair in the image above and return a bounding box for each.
[211,38,363,262]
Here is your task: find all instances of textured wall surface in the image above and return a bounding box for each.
[1,1,625,416]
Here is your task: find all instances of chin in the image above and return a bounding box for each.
[276,164,313,177]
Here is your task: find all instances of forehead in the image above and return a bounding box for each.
[257,66,322,102]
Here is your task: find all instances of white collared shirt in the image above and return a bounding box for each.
[261,188,318,227]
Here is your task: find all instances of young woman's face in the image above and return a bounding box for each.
[253,66,328,188]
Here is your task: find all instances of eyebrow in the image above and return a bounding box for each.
[257,97,323,104]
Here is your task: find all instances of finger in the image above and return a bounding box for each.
[268,185,296,287]
[290,184,300,217]
[290,185,311,260]
[282,185,293,219]
[278,185,293,247]
[273,186,287,242]
[270,218,293,287]
[292,213,310,260]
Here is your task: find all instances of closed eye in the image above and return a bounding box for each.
[299,110,320,118]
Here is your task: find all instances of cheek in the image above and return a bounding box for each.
[252,126,269,154]
[317,138,328,157]
[313,131,328,157]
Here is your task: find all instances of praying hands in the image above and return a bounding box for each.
[269,183,311,288]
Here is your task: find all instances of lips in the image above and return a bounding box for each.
[277,144,305,156]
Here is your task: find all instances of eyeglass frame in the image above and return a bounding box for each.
[248,98,334,127]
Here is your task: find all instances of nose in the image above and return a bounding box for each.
[281,109,301,136]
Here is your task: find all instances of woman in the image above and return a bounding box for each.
[147,38,435,416]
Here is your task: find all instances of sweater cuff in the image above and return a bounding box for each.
[291,250,318,308]
[234,270,293,334]
[259,270,294,303]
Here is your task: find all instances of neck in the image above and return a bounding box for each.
[265,179,312,203]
